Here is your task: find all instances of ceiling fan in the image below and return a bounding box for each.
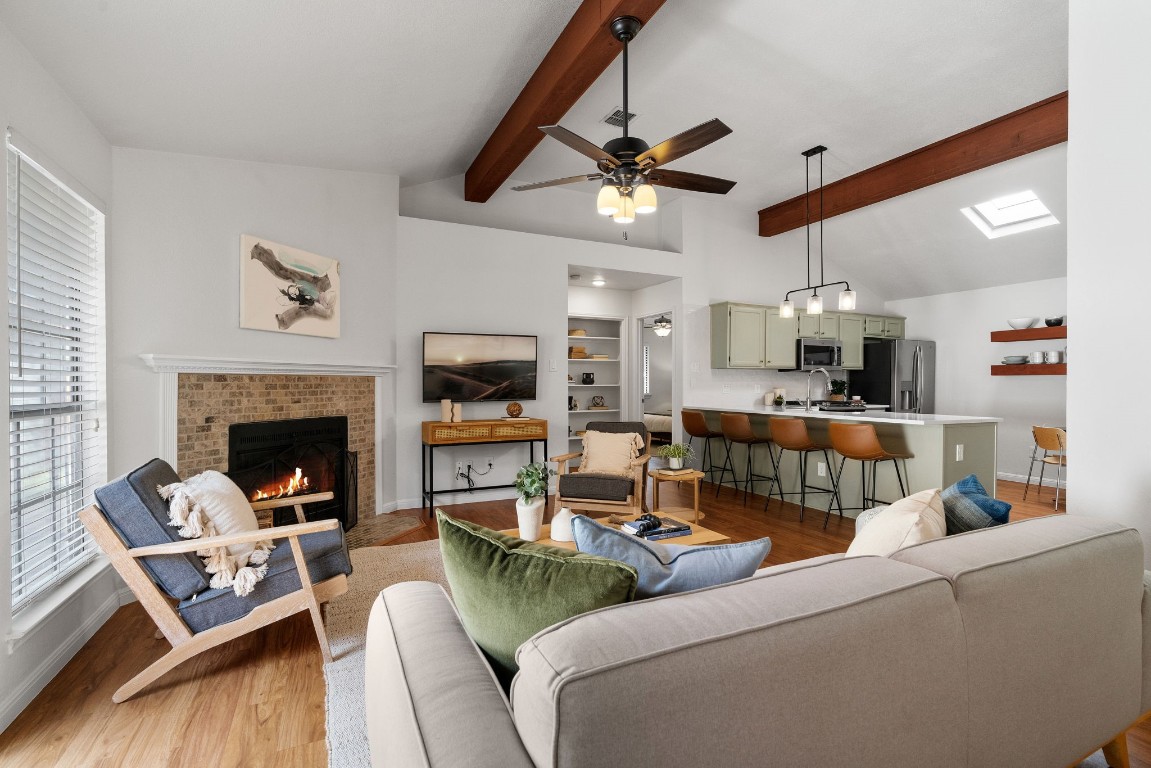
[512,16,736,223]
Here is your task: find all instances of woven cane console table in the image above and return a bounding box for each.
[421,419,548,515]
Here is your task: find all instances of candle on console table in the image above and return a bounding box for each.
[451,403,462,423]
[440,399,452,422]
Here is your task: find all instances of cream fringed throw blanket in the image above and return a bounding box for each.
[159,470,274,597]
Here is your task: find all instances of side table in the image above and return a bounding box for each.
[648,468,706,524]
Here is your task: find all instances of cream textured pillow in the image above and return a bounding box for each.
[845,489,946,558]
[159,470,274,596]
[578,431,643,476]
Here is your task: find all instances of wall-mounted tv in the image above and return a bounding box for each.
[423,332,538,403]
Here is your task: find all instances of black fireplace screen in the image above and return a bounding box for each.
[226,416,358,530]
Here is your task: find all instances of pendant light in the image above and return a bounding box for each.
[778,145,856,317]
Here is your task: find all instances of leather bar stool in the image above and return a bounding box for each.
[827,422,912,529]
[768,417,842,521]
[719,413,778,504]
[681,409,725,486]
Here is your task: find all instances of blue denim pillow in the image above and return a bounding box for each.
[571,515,771,599]
[940,474,1012,535]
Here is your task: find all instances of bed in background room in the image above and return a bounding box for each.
[643,412,673,446]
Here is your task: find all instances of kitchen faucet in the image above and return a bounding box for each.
[806,368,831,412]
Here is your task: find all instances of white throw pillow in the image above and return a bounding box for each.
[578,431,643,476]
[159,470,274,596]
[845,489,946,558]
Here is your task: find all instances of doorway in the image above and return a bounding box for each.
[637,311,674,447]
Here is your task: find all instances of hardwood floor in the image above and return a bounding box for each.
[3,479,1142,768]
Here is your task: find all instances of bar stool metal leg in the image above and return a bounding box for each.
[716,438,737,498]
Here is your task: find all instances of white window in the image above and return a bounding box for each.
[7,137,106,612]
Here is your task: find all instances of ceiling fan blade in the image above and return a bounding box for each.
[511,173,602,192]
[540,126,620,168]
[647,169,737,195]
[636,119,733,168]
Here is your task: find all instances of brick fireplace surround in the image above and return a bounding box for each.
[140,355,395,520]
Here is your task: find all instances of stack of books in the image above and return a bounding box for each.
[568,345,588,359]
[621,516,692,541]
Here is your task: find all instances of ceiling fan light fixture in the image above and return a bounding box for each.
[652,315,672,336]
[779,300,794,319]
[596,180,622,215]
[633,181,658,214]
[613,194,636,224]
[806,293,823,316]
[838,288,856,311]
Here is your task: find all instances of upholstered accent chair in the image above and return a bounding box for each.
[83,458,352,702]
[551,422,651,517]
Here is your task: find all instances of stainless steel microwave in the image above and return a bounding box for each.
[794,337,843,370]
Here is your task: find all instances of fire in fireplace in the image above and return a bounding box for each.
[226,416,357,530]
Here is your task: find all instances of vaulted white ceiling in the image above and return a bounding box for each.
[0,0,1069,300]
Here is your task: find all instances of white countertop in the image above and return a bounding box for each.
[685,403,1001,426]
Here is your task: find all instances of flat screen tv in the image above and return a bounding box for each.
[423,332,538,403]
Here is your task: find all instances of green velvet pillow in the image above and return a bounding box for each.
[436,510,637,687]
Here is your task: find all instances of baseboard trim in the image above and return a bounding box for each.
[998,471,1065,488]
[398,487,519,511]
[0,588,121,732]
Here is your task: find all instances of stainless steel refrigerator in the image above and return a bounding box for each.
[853,339,936,414]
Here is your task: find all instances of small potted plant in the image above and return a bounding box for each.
[828,379,848,402]
[658,442,695,470]
[514,462,554,541]
[773,394,785,411]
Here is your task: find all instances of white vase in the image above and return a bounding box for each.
[550,506,574,542]
[515,496,546,541]
[668,457,684,470]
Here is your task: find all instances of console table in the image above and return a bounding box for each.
[421,418,548,514]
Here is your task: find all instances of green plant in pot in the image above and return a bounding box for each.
[773,395,785,410]
[514,462,555,542]
[828,379,848,401]
[658,442,695,470]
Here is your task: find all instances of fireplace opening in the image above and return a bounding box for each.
[226,416,358,530]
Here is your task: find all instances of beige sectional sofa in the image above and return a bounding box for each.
[365,515,1150,767]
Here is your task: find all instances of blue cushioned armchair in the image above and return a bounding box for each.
[83,458,352,703]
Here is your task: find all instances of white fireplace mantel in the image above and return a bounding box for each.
[139,353,396,377]
[141,353,394,513]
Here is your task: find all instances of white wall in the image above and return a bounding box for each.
[0,19,117,731]
[1068,1,1151,560]
[886,277,1067,482]
[109,148,400,493]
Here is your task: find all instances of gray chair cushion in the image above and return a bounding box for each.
[177,526,352,633]
[94,458,211,600]
[559,472,632,502]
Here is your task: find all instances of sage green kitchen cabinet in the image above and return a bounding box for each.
[765,306,798,369]
[711,302,766,368]
[798,312,839,339]
[883,317,905,338]
[863,316,886,337]
[839,315,865,369]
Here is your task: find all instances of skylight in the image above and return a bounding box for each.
[960,190,1059,239]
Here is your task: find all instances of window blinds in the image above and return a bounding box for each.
[7,140,106,611]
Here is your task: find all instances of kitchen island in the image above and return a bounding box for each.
[684,404,1001,519]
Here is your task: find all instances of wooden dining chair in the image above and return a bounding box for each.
[84,458,351,703]
[1024,426,1068,510]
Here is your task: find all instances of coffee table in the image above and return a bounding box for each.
[502,514,731,550]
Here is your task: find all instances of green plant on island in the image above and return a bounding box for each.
[514,462,555,503]
[658,443,695,461]
[773,395,785,406]
[829,379,848,396]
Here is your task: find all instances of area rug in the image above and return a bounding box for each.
[323,539,448,768]
[343,511,424,550]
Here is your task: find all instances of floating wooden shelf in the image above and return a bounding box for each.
[991,364,1067,376]
[990,326,1067,342]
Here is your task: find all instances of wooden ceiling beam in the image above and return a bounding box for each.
[757,91,1069,237]
[463,0,667,203]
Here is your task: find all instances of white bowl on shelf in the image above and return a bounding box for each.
[1007,317,1039,330]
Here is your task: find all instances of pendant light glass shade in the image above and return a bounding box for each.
[806,293,823,315]
[597,181,622,215]
[633,181,658,214]
[779,300,794,319]
[613,194,636,224]
[838,289,856,311]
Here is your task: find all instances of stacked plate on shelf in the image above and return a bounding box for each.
[1002,355,1029,365]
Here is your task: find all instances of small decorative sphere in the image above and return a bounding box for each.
[506,402,523,418]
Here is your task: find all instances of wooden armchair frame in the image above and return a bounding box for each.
[551,432,652,517]
[80,492,348,703]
